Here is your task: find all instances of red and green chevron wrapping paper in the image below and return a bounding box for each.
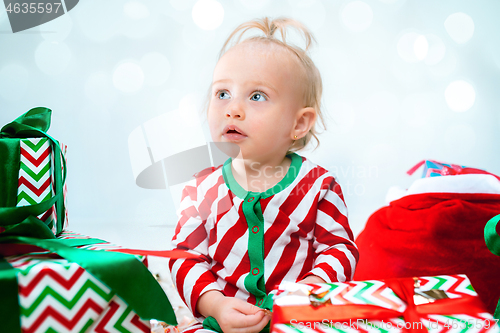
[3,231,151,333]
[12,137,68,235]
[271,275,499,333]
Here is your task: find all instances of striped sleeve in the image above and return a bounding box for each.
[168,184,222,317]
[305,175,359,283]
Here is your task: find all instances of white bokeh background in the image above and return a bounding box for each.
[1,0,499,250]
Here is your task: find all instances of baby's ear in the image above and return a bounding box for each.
[293,107,316,138]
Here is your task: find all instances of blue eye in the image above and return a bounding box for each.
[250,92,266,102]
[218,91,231,100]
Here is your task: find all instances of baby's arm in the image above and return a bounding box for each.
[298,275,326,284]
[168,185,271,332]
[302,175,359,283]
[168,185,222,317]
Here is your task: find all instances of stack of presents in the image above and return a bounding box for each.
[0,108,182,333]
[2,108,500,333]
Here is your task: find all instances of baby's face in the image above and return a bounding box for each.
[208,41,306,161]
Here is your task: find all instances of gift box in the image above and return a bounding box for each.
[271,275,499,333]
[0,107,68,237]
[407,160,500,181]
[0,231,177,333]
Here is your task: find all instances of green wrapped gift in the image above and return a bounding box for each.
[0,107,67,237]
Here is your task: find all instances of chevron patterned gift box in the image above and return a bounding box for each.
[271,275,499,333]
[1,231,160,333]
[0,107,68,237]
[14,137,68,235]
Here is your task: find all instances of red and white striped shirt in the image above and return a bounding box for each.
[168,153,358,320]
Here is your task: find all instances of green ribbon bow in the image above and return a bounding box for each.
[484,214,500,319]
[0,108,177,332]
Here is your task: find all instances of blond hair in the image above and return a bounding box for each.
[216,17,325,153]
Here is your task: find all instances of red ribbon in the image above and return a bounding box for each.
[106,248,200,258]
[272,277,488,333]
[0,243,201,259]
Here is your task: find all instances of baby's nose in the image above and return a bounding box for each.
[225,104,244,119]
[226,111,242,118]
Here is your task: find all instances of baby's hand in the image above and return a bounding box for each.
[198,291,270,333]
[215,297,270,333]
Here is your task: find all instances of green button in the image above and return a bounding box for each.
[252,268,260,275]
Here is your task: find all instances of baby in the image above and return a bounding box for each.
[168,17,359,333]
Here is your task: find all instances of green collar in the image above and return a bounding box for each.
[222,153,302,200]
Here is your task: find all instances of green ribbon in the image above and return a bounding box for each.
[0,256,21,332]
[485,214,500,256]
[0,107,66,235]
[484,214,500,319]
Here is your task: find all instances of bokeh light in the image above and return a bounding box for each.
[140,53,171,87]
[113,62,145,93]
[124,1,150,20]
[413,35,428,61]
[341,1,373,32]
[192,0,224,30]
[291,0,326,32]
[0,64,29,102]
[75,0,121,42]
[288,0,317,7]
[170,0,196,11]
[444,12,474,44]
[428,50,457,78]
[238,0,271,11]
[445,80,475,112]
[35,41,72,75]
[40,13,73,42]
[121,1,158,39]
[424,34,446,65]
[397,32,427,63]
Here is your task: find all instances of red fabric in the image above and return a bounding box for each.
[354,192,500,313]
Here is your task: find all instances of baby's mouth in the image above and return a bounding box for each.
[223,125,247,140]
